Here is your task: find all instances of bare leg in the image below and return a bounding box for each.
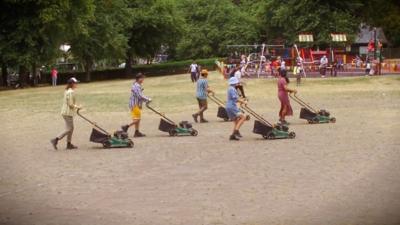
[234,115,246,130]
[280,105,287,122]
[128,119,140,131]
[194,100,208,121]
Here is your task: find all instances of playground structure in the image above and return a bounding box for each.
[219,31,400,78]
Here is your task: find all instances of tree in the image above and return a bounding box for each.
[361,0,400,47]
[0,0,94,86]
[125,0,183,75]
[69,0,130,81]
[254,0,362,45]
[176,0,259,59]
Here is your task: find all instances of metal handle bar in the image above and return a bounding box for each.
[76,109,110,135]
[145,102,176,125]
[289,93,318,113]
[240,104,273,127]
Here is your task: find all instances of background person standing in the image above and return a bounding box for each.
[188,61,199,82]
[319,55,328,77]
[51,67,58,86]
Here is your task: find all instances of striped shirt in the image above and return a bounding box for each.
[196,78,208,100]
[129,82,150,109]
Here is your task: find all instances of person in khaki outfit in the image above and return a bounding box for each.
[50,77,81,150]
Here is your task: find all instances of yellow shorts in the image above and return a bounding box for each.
[130,106,142,120]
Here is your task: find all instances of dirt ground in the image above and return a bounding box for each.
[0,73,400,225]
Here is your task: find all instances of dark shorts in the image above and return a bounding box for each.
[197,98,207,107]
[226,106,241,120]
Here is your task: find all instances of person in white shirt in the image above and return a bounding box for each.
[295,56,304,86]
[234,66,246,98]
[280,59,286,75]
[188,61,199,82]
[366,60,371,75]
[320,55,328,77]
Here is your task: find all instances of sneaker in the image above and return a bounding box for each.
[134,130,146,137]
[66,143,78,150]
[234,130,242,138]
[121,125,129,132]
[229,134,240,141]
[192,114,198,123]
[200,119,208,123]
[50,138,58,150]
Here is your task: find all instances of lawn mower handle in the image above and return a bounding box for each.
[240,104,273,127]
[207,93,225,107]
[76,109,111,135]
[145,102,176,125]
[289,93,318,113]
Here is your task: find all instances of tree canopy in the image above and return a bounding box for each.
[0,0,399,84]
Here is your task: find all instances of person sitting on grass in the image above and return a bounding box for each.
[277,70,297,125]
[50,77,81,150]
[192,69,214,123]
[121,73,151,137]
[226,77,248,141]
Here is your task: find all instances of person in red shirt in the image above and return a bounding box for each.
[367,39,375,52]
[271,58,280,77]
[51,67,58,86]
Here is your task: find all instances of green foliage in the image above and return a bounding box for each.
[0,0,94,67]
[362,0,400,46]
[254,0,362,45]
[1,0,399,86]
[69,0,131,81]
[175,0,259,59]
[127,0,183,59]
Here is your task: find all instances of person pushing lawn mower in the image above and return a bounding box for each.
[50,77,82,150]
[121,73,151,137]
[277,70,297,125]
[192,69,214,123]
[226,77,248,141]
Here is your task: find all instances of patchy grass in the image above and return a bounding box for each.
[0,73,399,114]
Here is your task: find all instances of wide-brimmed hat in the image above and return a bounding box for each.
[67,77,79,84]
[228,77,239,85]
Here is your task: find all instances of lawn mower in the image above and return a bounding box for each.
[240,104,296,140]
[146,102,198,137]
[207,93,250,122]
[289,94,336,124]
[77,109,134,148]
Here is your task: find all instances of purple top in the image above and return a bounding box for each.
[278,77,287,94]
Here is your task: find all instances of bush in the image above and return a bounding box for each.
[40,58,218,84]
[133,58,217,75]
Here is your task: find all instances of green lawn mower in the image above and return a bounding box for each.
[146,102,198,137]
[208,93,250,122]
[289,94,336,124]
[240,104,296,140]
[77,109,134,148]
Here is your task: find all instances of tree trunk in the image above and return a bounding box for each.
[19,65,28,87]
[84,58,92,82]
[1,64,7,86]
[31,63,38,86]
[125,53,133,77]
